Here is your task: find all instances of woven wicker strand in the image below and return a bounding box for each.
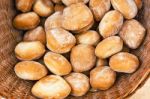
[0,0,149,99]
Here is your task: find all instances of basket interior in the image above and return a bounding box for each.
[0,0,149,99]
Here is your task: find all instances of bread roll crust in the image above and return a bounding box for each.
[64,73,90,96]
[14,61,48,80]
[95,36,123,59]
[15,41,45,60]
[32,75,71,98]
[99,10,123,38]
[90,66,116,90]
[23,26,46,44]
[75,30,100,46]
[13,12,40,30]
[111,0,138,19]
[46,28,76,53]
[71,44,96,72]
[62,3,94,31]
[44,52,72,75]
[89,0,111,21]
[109,52,139,73]
[45,12,62,31]
[119,19,146,49]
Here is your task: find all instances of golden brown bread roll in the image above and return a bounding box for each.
[54,4,65,12]
[109,52,139,73]
[15,41,45,60]
[75,30,100,46]
[119,19,146,49]
[96,58,108,67]
[89,0,111,21]
[71,44,96,72]
[15,0,35,12]
[99,10,123,38]
[64,73,90,96]
[62,3,94,31]
[33,0,54,17]
[62,0,89,6]
[14,61,48,80]
[45,11,62,31]
[90,66,116,90]
[46,28,76,53]
[32,75,71,98]
[13,12,40,30]
[23,26,46,44]
[111,0,138,19]
[135,0,142,9]
[95,36,123,59]
[44,52,72,76]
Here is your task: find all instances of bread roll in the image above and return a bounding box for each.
[89,0,111,21]
[16,0,35,12]
[95,36,123,59]
[75,30,100,46]
[46,28,76,53]
[90,66,116,90]
[62,3,93,31]
[64,73,90,96]
[71,44,96,72]
[44,52,72,75]
[109,52,139,73]
[99,10,123,38]
[111,0,138,19]
[23,26,46,44]
[45,11,62,31]
[33,0,54,17]
[32,75,71,98]
[13,12,40,30]
[15,41,45,60]
[119,19,146,49]
[14,61,47,80]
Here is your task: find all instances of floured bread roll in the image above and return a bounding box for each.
[109,52,139,73]
[46,28,76,53]
[71,44,96,72]
[119,19,146,49]
[33,0,54,17]
[32,75,71,98]
[75,30,100,46]
[62,3,94,31]
[45,11,62,31]
[23,26,46,44]
[64,73,90,96]
[89,0,111,21]
[111,0,137,19]
[95,36,123,59]
[90,66,116,90]
[14,61,48,80]
[44,52,72,75]
[15,41,45,60]
[99,10,123,38]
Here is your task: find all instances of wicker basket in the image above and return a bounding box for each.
[0,0,149,99]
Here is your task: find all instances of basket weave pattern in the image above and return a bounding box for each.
[0,0,149,99]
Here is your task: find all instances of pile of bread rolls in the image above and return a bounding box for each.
[13,0,145,98]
